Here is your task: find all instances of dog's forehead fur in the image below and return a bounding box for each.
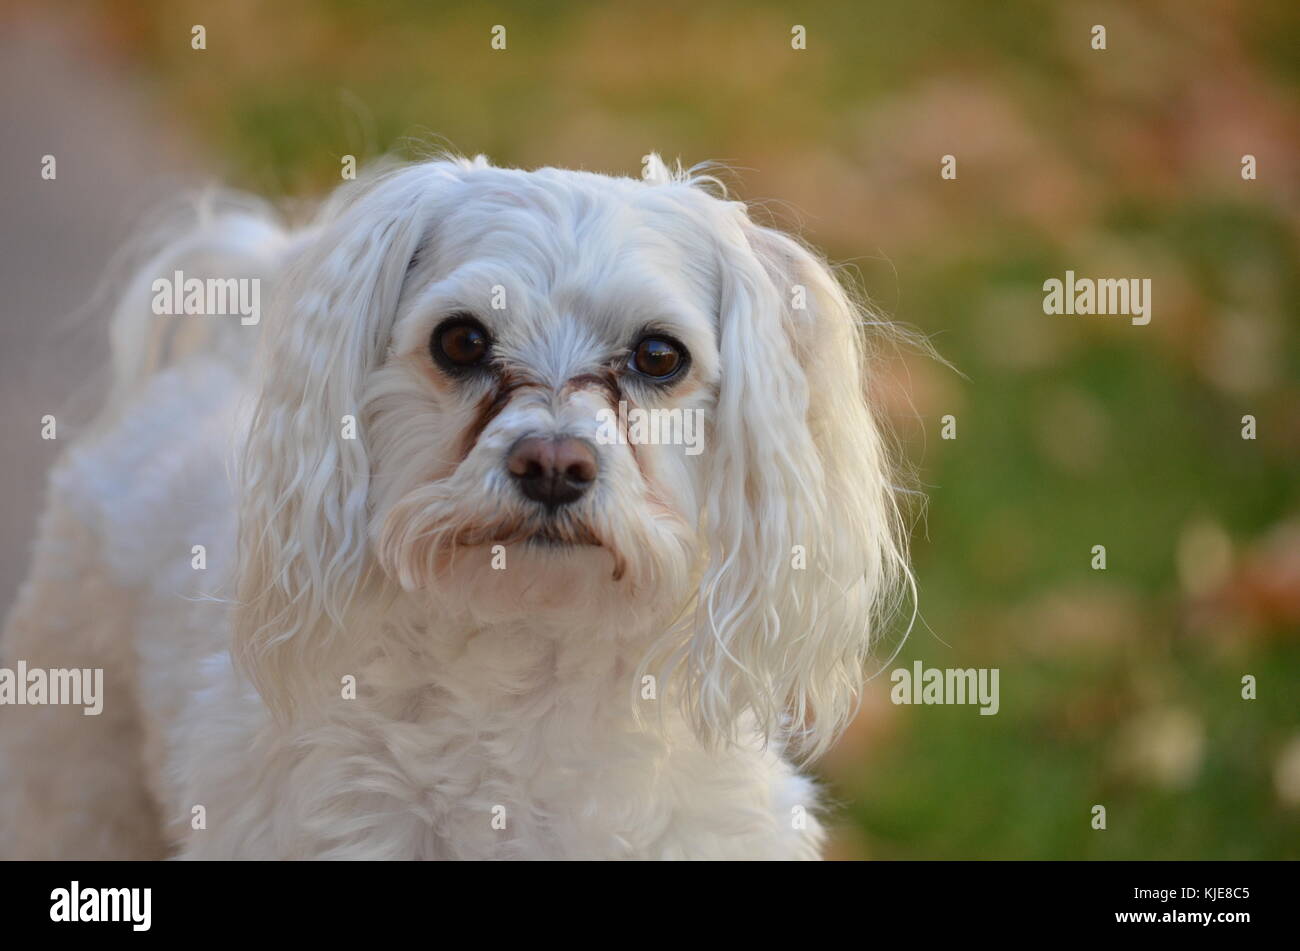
[393,165,727,383]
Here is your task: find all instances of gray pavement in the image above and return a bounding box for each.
[0,12,200,614]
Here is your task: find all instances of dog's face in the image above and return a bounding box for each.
[366,167,722,623]
[235,156,909,755]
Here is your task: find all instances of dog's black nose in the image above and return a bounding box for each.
[506,435,598,508]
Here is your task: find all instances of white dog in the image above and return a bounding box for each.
[0,154,911,860]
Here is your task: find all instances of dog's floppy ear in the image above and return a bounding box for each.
[688,207,911,759]
[232,166,445,719]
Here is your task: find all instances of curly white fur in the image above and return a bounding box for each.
[0,155,910,859]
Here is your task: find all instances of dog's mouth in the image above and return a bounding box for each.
[483,519,625,579]
[508,522,603,549]
[379,491,629,588]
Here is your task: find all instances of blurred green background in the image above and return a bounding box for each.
[27,0,1300,858]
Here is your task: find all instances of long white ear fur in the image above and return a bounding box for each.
[675,205,913,760]
[231,165,453,718]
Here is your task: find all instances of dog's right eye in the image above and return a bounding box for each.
[432,316,492,371]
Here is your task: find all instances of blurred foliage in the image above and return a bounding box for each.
[61,0,1300,857]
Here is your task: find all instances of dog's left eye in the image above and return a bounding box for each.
[432,316,492,371]
[628,335,688,381]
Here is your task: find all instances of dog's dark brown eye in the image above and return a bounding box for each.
[433,317,491,370]
[629,335,687,380]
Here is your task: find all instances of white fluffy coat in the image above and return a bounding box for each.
[0,156,909,860]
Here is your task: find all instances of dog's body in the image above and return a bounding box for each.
[0,156,908,859]
[5,375,816,859]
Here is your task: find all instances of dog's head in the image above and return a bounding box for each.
[234,155,910,756]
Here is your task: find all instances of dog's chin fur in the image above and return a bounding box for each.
[408,539,690,631]
[0,153,913,860]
